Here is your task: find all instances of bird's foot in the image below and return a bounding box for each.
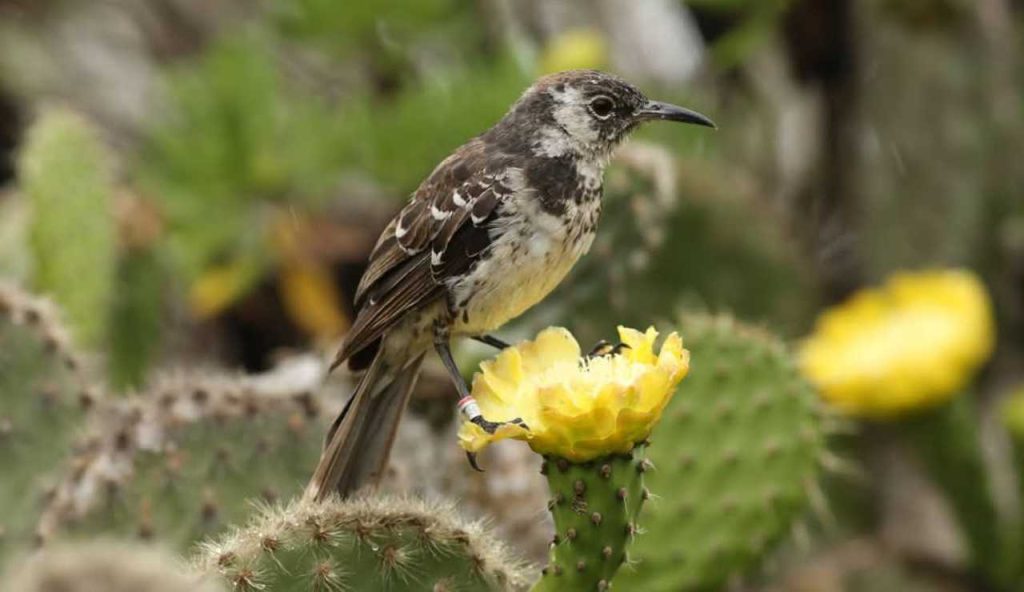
[464,416,528,472]
[470,414,528,434]
[586,340,631,360]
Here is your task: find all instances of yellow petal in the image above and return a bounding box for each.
[189,262,255,319]
[278,262,348,339]
[618,326,656,364]
[458,325,690,461]
[482,346,525,386]
[519,327,580,375]
[799,268,995,419]
[457,421,530,453]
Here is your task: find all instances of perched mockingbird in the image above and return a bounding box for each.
[307,69,714,501]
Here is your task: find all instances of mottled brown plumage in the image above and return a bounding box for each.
[336,143,507,370]
[307,70,714,501]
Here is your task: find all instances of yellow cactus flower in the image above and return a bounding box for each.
[800,269,995,418]
[458,326,689,462]
[271,212,348,340]
[189,261,255,319]
[278,262,348,340]
[539,29,608,75]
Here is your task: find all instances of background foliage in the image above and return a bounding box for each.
[0,0,1021,590]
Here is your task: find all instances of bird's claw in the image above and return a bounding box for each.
[586,340,631,359]
[470,415,528,434]
[464,416,528,473]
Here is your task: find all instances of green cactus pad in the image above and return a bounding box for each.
[196,495,531,592]
[0,285,96,561]
[20,108,117,348]
[533,448,648,592]
[615,314,826,591]
[35,372,329,552]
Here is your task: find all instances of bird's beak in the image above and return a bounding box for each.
[637,100,716,128]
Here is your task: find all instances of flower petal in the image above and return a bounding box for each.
[799,269,995,418]
[457,420,531,453]
[458,325,690,461]
[618,326,656,365]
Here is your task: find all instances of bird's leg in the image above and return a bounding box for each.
[586,340,631,360]
[472,334,511,351]
[434,328,527,472]
[433,338,527,432]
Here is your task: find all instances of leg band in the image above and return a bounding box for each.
[458,396,482,420]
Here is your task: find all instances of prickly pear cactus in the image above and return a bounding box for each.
[35,368,331,552]
[533,449,648,592]
[196,496,531,592]
[20,108,117,348]
[3,541,224,592]
[615,314,827,591]
[0,284,97,561]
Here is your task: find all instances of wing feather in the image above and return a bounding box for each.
[336,254,442,364]
[337,141,515,369]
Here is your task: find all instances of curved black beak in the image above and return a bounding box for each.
[638,100,716,129]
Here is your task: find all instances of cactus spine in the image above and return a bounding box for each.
[533,448,648,592]
[35,367,331,552]
[197,496,531,592]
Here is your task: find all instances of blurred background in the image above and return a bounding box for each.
[0,0,1022,591]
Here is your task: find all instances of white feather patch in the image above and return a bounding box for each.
[430,205,452,221]
[532,125,574,157]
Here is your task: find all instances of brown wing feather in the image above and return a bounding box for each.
[354,221,404,306]
[430,185,504,282]
[335,254,441,367]
[337,140,512,369]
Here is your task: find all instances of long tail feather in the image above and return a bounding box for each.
[305,351,424,501]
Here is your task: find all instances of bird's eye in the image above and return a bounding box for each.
[588,96,615,119]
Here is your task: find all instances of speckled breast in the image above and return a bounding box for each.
[450,192,601,336]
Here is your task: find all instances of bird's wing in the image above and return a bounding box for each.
[336,142,512,368]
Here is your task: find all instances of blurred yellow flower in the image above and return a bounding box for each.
[800,269,995,418]
[278,263,348,340]
[189,262,254,319]
[458,326,688,462]
[539,29,608,75]
[271,213,348,340]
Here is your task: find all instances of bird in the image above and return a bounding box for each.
[306,69,714,501]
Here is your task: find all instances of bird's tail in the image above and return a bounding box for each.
[305,350,425,502]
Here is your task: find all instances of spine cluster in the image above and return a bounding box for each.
[533,447,649,592]
[197,496,531,592]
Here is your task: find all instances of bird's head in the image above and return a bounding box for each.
[496,69,715,160]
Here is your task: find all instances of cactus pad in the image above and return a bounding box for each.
[615,314,826,591]
[35,370,330,552]
[3,541,224,592]
[0,284,96,561]
[533,448,648,592]
[20,108,117,348]
[196,495,531,592]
